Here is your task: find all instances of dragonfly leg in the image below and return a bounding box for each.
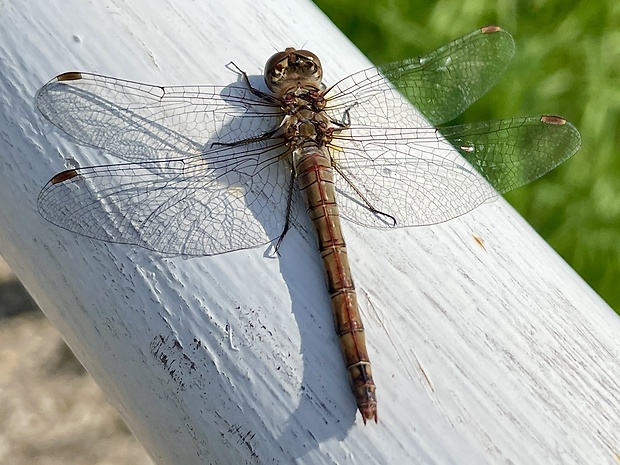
[210,127,281,148]
[329,102,357,130]
[273,166,297,256]
[331,161,397,227]
[227,61,280,104]
[340,102,357,126]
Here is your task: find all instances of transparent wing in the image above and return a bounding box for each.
[443,115,581,193]
[330,116,581,228]
[325,26,515,127]
[36,26,581,255]
[35,72,282,162]
[37,140,295,256]
[320,26,579,228]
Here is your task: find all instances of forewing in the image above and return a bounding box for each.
[37,141,294,256]
[35,72,282,162]
[324,26,515,127]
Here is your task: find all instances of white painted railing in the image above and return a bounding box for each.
[0,0,618,463]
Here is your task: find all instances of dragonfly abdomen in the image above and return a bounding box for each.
[294,146,378,423]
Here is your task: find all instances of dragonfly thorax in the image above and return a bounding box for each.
[282,106,334,149]
[264,47,323,94]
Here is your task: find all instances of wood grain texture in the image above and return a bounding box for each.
[0,0,618,464]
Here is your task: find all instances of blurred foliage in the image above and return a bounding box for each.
[313,0,620,312]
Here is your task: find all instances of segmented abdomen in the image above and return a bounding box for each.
[293,144,378,423]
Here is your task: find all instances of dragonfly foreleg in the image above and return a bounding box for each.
[227,61,281,105]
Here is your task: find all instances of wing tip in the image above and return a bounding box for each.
[50,169,79,184]
[56,71,83,82]
[481,25,503,34]
[540,114,567,125]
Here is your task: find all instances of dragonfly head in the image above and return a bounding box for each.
[264,48,323,93]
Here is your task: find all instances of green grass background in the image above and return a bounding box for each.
[313,0,620,313]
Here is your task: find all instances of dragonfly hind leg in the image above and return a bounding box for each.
[332,162,397,227]
[273,166,297,256]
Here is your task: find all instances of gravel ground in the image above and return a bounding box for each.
[0,256,153,465]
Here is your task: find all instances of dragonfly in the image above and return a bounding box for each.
[35,26,581,424]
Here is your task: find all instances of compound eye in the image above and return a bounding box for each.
[263,48,323,91]
[295,49,321,66]
[264,48,296,91]
[264,50,288,75]
[296,49,323,82]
